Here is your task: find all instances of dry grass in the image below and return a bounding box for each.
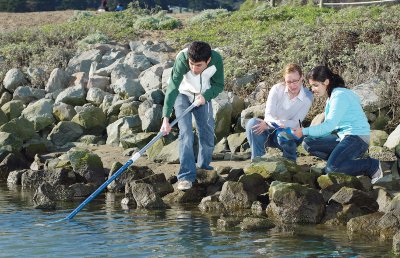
[0,10,76,32]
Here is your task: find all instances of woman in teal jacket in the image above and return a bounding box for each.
[292,66,383,184]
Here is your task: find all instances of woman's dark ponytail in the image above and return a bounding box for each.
[307,66,346,97]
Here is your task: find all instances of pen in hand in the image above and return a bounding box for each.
[299,119,302,128]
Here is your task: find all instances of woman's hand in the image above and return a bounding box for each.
[252,118,268,135]
[292,127,303,138]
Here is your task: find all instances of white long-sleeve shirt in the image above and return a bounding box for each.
[264,82,313,128]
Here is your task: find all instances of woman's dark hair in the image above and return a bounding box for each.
[188,41,211,62]
[306,66,346,97]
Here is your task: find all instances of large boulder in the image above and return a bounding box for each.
[384,124,400,150]
[55,85,87,106]
[66,49,103,74]
[110,77,144,100]
[3,68,28,93]
[106,115,142,146]
[131,183,169,209]
[1,100,24,120]
[0,117,35,141]
[47,121,84,146]
[212,96,233,141]
[45,68,71,93]
[21,99,55,131]
[71,105,106,135]
[266,181,325,224]
[13,86,46,104]
[53,102,77,121]
[219,181,253,210]
[67,149,105,185]
[138,100,162,132]
[139,64,163,92]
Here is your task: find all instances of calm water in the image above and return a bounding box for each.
[0,183,393,258]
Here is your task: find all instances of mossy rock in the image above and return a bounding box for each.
[317,173,363,190]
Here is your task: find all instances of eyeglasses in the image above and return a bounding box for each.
[285,78,302,85]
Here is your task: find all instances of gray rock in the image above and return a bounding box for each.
[240,104,264,130]
[86,87,110,106]
[212,96,233,141]
[352,80,388,113]
[138,100,162,132]
[393,231,400,255]
[219,181,252,210]
[384,124,400,150]
[110,63,141,83]
[131,183,169,209]
[106,115,142,146]
[132,173,173,197]
[139,65,163,93]
[45,68,71,93]
[240,217,275,231]
[120,132,157,150]
[55,85,87,106]
[67,149,105,185]
[7,169,28,185]
[123,53,152,71]
[71,105,106,135]
[1,100,24,120]
[198,195,226,213]
[13,86,46,104]
[227,133,247,153]
[329,186,378,212]
[3,68,28,92]
[69,183,98,197]
[21,98,55,131]
[48,121,84,146]
[87,75,110,91]
[0,117,35,141]
[347,212,383,236]
[53,102,77,121]
[139,89,164,105]
[26,67,46,88]
[67,49,103,74]
[118,101,140,118]
[266,181,325,224]
[21,170,46,189]
[0,91,12,107]
[111,77,144,100]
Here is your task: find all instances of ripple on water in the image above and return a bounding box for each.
[0,183,394,257]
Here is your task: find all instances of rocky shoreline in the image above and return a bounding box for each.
[1,40,400,254]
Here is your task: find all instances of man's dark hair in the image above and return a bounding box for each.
[188,41,212,62]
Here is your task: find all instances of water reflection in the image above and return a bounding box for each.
[0,182,393,257]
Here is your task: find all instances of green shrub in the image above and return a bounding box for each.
[68,10,94,22]
[77,32,110,49]
[187,9,230,25]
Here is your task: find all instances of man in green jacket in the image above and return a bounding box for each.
[160,41,224,190]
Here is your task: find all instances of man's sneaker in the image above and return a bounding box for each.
[199,165,214,171]
[371,161,383,184]
[177,180,192,191]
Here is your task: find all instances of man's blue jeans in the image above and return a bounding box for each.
[174,94,214,182]
[302,134,379,177]
[245,118,300,161]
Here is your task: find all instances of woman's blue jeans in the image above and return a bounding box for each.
[174,94,214,182]
[302,134,379,177]
[245,118,300,161]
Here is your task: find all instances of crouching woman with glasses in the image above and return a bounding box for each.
[292,65,383,184]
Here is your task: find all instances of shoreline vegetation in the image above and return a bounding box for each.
[1,3,400,128]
